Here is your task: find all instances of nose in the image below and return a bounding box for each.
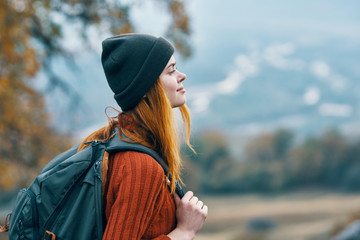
[178,71,186,83]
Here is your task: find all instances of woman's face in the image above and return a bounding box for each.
[159,56,187,108]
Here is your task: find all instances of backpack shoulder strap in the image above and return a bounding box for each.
[105,130,185,198]
[106,131,168,173]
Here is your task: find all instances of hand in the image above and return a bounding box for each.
[168,191,208,240]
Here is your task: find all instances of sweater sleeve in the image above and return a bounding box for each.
[103,151,172,240]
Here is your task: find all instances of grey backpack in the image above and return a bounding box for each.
[2,131,184,240]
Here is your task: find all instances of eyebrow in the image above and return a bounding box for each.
[167,62,176,69]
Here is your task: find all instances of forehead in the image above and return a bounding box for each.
[166,55,176,66]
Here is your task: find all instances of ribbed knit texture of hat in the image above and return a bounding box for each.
[101,33,175,111]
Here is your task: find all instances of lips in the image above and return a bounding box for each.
[177,87,186,93]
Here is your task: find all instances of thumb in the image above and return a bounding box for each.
[173,192,181,206]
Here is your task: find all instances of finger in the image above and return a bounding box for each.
[173,193,180,206]
[202,205,208,214]
[197,200,204,208]
[182,191,194,202]
[190,196,199,204]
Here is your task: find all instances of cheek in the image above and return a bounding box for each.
[162,78,177,94]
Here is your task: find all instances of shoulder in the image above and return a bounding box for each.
[111,150,165,178]
[108,151,167,196]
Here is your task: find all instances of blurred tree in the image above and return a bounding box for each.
[341,140,360,190]
[182,131,233,193]
[246,133,275,163]
[319,129,347,185]
[286,139,324,187]
[285,129,355,190]
[240,129,294,192]
[273,129,294,159]
[0,0,191,190]
[181,128,359,194]
[246,129,294,162]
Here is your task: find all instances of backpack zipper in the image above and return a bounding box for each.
[94,160,104,239]
[23,189,40,240]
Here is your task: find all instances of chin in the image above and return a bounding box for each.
[172,100,186,108]
[170,96,186,108]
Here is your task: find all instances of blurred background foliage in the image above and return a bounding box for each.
[182,128,360,194]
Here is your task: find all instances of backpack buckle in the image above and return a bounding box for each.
[44,230,56,240]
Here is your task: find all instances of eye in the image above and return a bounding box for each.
[169,66,177,74]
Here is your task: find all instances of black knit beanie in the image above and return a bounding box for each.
[101,33,175,111]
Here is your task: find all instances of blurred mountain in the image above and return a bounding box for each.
[36,37,359,142]
[184,40,360,140]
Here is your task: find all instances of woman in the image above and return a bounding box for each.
[78,33,207,239]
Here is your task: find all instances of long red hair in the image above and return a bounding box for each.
[78,79,193,193]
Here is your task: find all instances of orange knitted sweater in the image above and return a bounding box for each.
[102,150,176,240]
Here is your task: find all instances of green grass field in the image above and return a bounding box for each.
[1,192,360,240]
